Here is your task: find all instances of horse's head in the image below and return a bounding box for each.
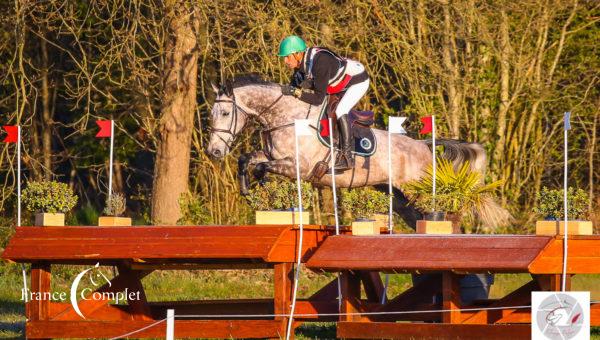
[206,81,251,159]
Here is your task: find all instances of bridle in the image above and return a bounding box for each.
[210,90,284,149]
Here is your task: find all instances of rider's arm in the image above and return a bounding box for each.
[297,53,338,106]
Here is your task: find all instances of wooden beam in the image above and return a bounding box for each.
[28,262,52,322]
[533,274,571,291]
[372,273,441,322]
[442,272,461,324]
[337,322,530,339]
[51,268,152,321]
[359,271,384,303]
[274,262,293,336]
[27,320,285,338]
[529,238,600,274]
[118,266,153,321]
[339,271,363,322]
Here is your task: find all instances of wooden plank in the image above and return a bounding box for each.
[118,266,153,321]
[339,271,363,322]
[267,228,329,262]
[27,320,285,338]
[529,239,600,274]
[51,269,152,321]
[13,225,290,238]
[462,279,537,324]
[337,322,530,339]
[359,271,384,303]
[4,243,274,260]
[306,235,552,272]
[442,272,461,323]
[372,273,441,322]
[2,226,291,261]
[274,262,292,336]
[28,262,51,321]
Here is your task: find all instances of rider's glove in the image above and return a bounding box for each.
[282,85,302,98]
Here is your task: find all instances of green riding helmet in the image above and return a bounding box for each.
[278,35,307,57]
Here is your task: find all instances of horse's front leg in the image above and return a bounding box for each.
[238,151,269,195]
[253,157,298,180]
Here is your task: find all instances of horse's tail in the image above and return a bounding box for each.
[422,139,513,230]
[424,139,487,176]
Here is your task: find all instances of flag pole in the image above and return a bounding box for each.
[562,112,570,291]
[286,120,307,340]
[328,118,340,235]
[17,125,21,227]
[382,125,394,304]
[432,115,436,210]
[108,120,114,201]
[327,118,343,312]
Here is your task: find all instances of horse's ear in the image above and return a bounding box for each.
[211,82,219,94]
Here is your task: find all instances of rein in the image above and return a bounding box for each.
[211,89,315,147]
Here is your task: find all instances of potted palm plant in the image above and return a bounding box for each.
[402,158,510,234]
[98,193,132,226]
[245,176,313,225]
[22,180,78,226]
[340,187,389,235]
[534,187,592,235]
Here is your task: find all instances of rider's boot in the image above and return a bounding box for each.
[335,115,354,170]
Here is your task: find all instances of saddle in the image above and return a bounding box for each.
[317,94,377,156]
[308,94,377,182]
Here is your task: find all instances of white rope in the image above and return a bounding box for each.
[98,300,600,338]
[107,317,167,340]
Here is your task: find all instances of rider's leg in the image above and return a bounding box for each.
[335,78,370,169]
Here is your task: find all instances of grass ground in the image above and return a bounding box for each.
[1,263,599,339]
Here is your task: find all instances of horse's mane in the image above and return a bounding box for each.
[220,73,279,96]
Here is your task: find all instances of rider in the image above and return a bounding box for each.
[278,35,370,170]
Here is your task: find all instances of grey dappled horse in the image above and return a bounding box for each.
[206,75,488,228]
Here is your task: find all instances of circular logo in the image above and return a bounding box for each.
[360,138,372,151]
[536,293,584,339]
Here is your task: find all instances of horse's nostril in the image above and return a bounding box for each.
[212,149,222,158]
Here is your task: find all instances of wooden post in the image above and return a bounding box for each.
[535,274,571,291]
[340,271,363,322]
[274,263,293,337]
[442,272,461,324]
[29,261,51,340]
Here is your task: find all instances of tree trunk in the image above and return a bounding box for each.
[151,2,199,225]
[41,37,52,180]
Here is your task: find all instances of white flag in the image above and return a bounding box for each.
[294,119,312,136]
[389,116,407,134]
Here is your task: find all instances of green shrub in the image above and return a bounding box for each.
[178,192,213,225]
[340,187,389,220]
[401,158,511,228]
[22,181,78,214]
[535,187,589,220]
[103,193,126,217]
[245,176,313,211]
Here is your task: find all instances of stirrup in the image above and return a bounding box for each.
[334,152,354,171]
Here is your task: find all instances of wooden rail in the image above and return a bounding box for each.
[2,227,600,339]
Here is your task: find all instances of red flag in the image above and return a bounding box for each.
[95,120,112,138]
[319,118,330,138]
[419,116,432,134]
[2,125,18,143]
